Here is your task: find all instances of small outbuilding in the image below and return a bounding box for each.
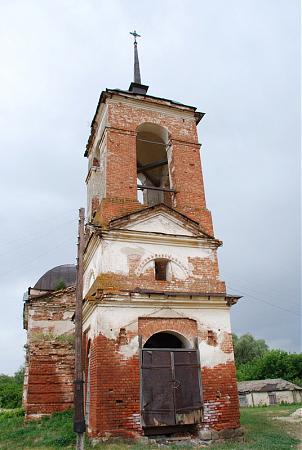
[238,379,302,407]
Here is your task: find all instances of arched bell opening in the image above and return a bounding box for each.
[143,331,190,349]
[136,122,173,207]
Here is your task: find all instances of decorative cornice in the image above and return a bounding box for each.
[98,229,220,249]
[82,293,238,322]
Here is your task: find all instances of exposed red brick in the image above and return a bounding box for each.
[23,288,75,419]
[89,98,214,235]
[87,334,141,439]
[201,362,240,430]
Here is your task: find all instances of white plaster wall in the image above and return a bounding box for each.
[28,311,74,336]
[83,234,216,296]
[87,139,107,221]
[246,393,254,407]
[125,213,195,236]
[275,391,295,403]
[29,320,74,335]
[295,391,302,402]
[83,240,104,296]
[83,304,232,366]
[252,392,269,406]
[245,390,300,406]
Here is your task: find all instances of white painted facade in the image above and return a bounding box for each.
[83,207,234,370]
[26,295,75,338]
[240,390,302,407]
[83,300,233,368]
[83,211,219,297]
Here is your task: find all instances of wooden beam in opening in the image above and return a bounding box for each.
[137,159,168,173]
[137,185,175,193]
[137,138,168,146]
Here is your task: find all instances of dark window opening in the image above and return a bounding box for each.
[155,259,168,281]
[239,394,248,407]
[143,332,184,349]
[268,393,277,405]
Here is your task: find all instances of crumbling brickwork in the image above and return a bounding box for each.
[23,287,75,419]
[87,334,141,439]
[202,362,240,430]
[87,92,214,235]
[22,86,241,442]
[81,88,241,441]
[83,314,240,438]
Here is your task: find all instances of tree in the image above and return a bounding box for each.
[0,366,24,409]
[13,367,24,385]
[233,333,269,365]
[54,280,66,290]
[236,350,302,386]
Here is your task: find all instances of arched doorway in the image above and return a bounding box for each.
[141,331,202,433]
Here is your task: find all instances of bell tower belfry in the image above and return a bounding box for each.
[82,34,242,442]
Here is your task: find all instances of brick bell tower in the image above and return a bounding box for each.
[82,31,242,442]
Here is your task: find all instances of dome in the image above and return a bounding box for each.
[33,264,76,291]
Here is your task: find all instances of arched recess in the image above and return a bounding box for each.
[143,331,191,349]
[136,122,172,206]
[136,255,189,281]
[88,270,95,288]
[84,269,96,296]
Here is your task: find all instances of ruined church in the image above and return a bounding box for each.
[23,33,242,441]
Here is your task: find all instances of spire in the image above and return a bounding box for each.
[130,30,141,84]
[128,30,149,95]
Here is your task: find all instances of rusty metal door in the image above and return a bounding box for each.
[141,349,202,428]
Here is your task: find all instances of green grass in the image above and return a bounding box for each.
[0,409,75,449]
[0,404,300,449]
[211,404,301,450]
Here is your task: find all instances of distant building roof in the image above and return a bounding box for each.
[238,379,302,394]
[33,264,76,291]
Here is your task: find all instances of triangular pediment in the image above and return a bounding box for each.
[109,204,210,238]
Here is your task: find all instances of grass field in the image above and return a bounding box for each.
[0,404,301,449]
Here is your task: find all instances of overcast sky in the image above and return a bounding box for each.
[0,0,300,374]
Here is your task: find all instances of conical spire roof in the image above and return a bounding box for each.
[129,30,148,94]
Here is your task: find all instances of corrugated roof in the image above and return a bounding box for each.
[238,378,302,393]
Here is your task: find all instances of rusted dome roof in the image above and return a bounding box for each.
[33,264,76,291]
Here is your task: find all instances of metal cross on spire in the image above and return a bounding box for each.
[130,30,141,44]
[130,30,142,84]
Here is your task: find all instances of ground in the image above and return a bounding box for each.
[0,404,301,449]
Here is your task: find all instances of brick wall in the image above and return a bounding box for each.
[23,288,75,419]
[25,340,74,418]
[87,252,226,297]
[82,92,240,439]
[88,96,214,235]
[202,362,240,430]
[85,315,240,438]
[87,334,141,439]
[138,317,198,345]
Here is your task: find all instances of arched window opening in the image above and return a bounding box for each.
[136,123,173,207]
[144,332,185,349]
[154,258,169,281]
